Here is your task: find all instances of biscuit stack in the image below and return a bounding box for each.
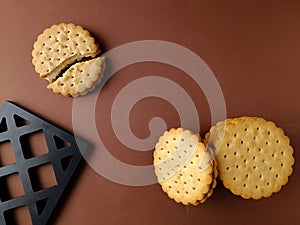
[153,128,217,205]
[153,117,294,204]
[32,23,105,97]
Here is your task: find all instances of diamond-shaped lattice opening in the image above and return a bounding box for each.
[0,117,8,133]
[0,140,16,167]
[13,114,31,127]
[0,173,25,201]
[20,129,48,158]
[29,163,58,192]
[4,205,33,225]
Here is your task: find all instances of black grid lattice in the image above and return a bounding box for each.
[0,101,86,225]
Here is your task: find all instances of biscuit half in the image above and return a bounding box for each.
[47,57,105,97]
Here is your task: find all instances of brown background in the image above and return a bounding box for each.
[1,0,300,224]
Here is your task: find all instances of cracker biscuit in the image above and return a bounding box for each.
[32,23,100,82]
[206,116,294,200]
[47,57,105,97]
[153,128,214,205]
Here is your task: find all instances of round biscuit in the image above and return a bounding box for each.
[154,128,214,205]
[32,23,100,81]
[206,116,294,200]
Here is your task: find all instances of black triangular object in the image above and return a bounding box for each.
[0,101,88,225]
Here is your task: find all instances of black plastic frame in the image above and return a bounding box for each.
[0,101,87,225]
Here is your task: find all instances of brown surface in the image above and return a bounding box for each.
[0,0,300,224]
